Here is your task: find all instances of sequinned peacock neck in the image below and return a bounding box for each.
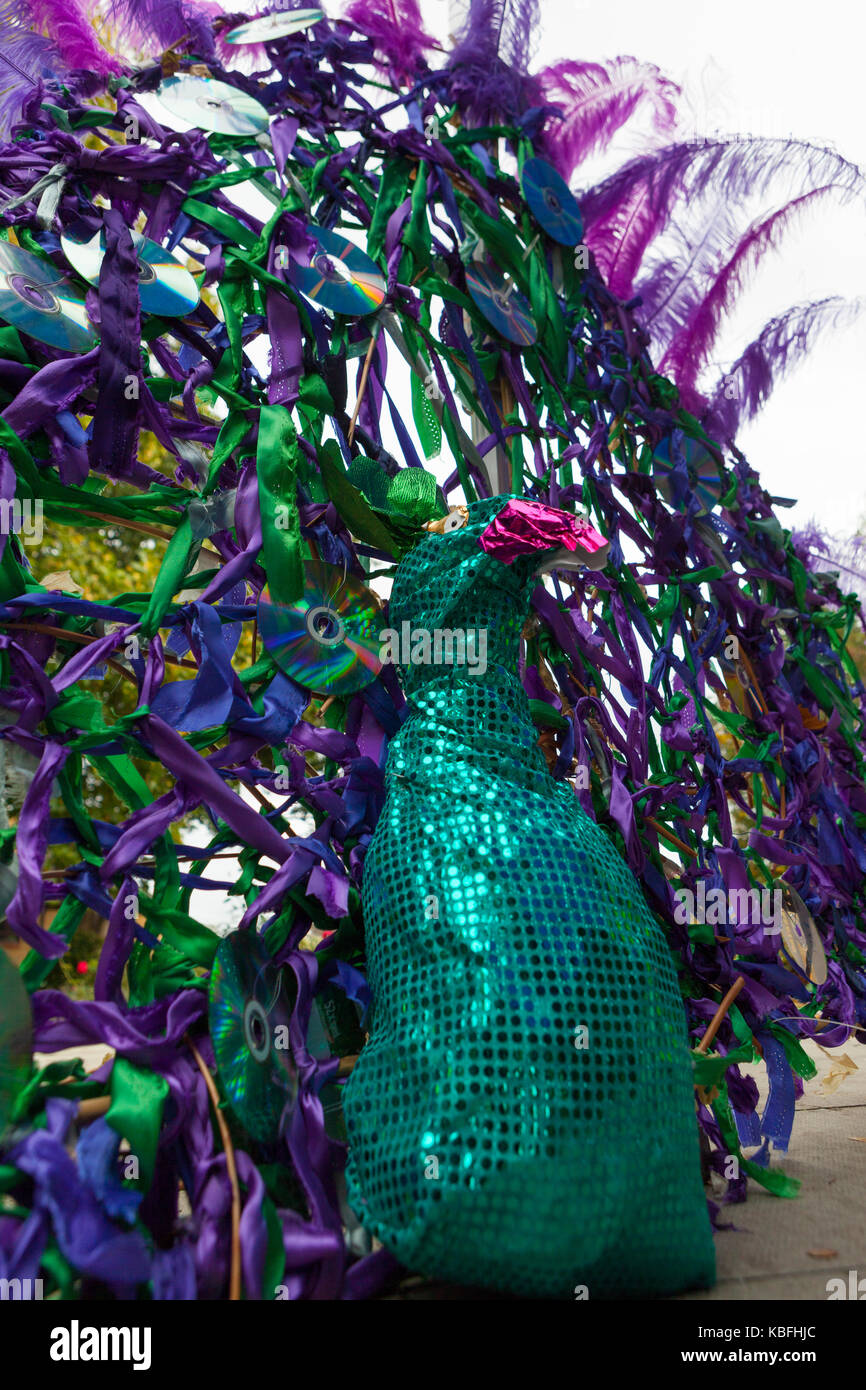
[343,495,716,1298]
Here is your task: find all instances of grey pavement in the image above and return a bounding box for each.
[677,1038,866,1301]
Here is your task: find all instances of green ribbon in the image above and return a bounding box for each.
[139,515,193,639]
[105,1057,169,1191]
[256,404,304,607]
[11,1058,104,1122]
[21,896,87,991]
[367,158,411,262]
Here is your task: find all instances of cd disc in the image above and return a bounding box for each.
[722,661,760,718]
[521,157,583,246]
[778,886,828,985]
[0,948,31,1138]
[60,224,199,318]
[225,9,322,43]
[465,259,537,345]
[0,241,96,351]
[209,931,297,1143]
[258,559,382,697]
[283,225,386,317]
[157,75,270,136]
[652,434,724,515]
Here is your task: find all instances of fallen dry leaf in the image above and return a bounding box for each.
[818,1051,859,1095]
[39,569,83,594]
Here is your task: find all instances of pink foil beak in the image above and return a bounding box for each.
[478,498,609,571]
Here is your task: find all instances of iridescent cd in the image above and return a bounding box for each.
[0,948,31,1138]
[258,558,382,696]
[283,225,386,317]
[722,661,759,718]
[465,259,537,345]
[225,9,322,43]
[209,931,297,1143]
[520,157,583,246]
[778,886,828,985]
[60,224,199,318]
[157,75,270,136]
[652,434,724,515]
[0,241,96,351]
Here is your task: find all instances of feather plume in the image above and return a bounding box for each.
[448,0,540,123]
[211,11,268,74]
[637,200,743,350]
[450,0,539,75]
[28,0,120,74]
[792,525,866,607]
[531,57,680,184]
[0,0,62,132]
[660,185,844,389]
[105,0,216,59]
[582,137,866,300]
[702,296,866,440]
[578,179,667,300]
[344,0,433,81]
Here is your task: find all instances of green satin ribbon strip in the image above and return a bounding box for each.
[256,404,304,607]
[138,898,221,970]
[11,1059,104,1122]
[21,897,88,991]
[140,515,193,639]
[691,1042,754,1089]
[105,1057,169,1191]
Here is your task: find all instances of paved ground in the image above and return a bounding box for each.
[41,1038,866,1301]
[676,1038,866,1301]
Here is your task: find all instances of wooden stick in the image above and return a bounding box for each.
[247,782,277,812]
[0,621,199,672]
[498,374,514,423]
[76,1095,112,1122]
[736,647,769,715]
[0,621,137,684]
[645,816,698,861]
[75,509,223,563]
[186,1035,242,1301]
[0,619,198,667]
[696,976,745,1055]
[39,851,231,879]
[348,327,380,444]
[77,510,176,543]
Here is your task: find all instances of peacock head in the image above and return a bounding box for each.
[425,495,609,578]
[346,455,608,584]
[381,493,610,664]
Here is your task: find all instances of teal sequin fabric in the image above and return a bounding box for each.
[343,497,716,1297]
